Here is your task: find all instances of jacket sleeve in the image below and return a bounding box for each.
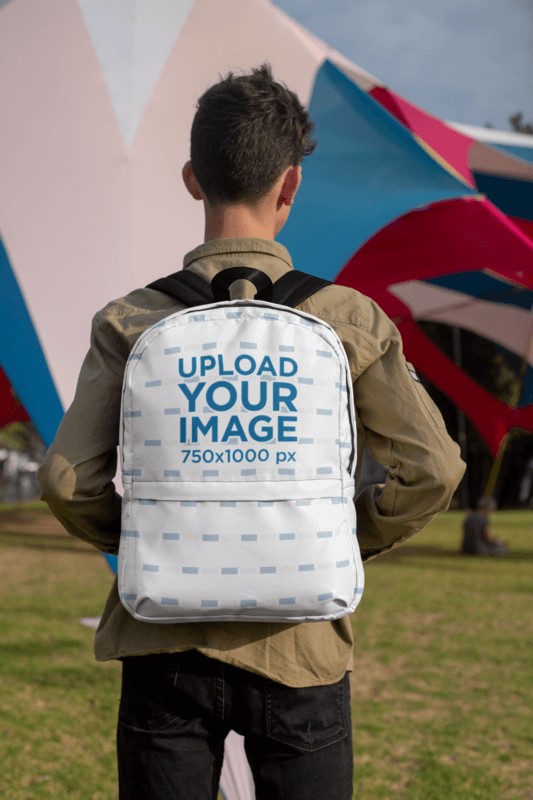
[38,309,129,554]
[348,301,465,561]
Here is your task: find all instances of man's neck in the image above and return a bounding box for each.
[182,162,298,242]
[203,203,277,242]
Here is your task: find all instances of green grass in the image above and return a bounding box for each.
[0,504,532,799]
[350,511,533,799]
[0,503,120,799]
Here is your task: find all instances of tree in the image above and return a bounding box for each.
[509,112,533,135]
[0,421,45,457]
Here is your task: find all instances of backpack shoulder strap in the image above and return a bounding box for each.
[146,270,213,307]
[271,270,332,308]
[146,267,332,309]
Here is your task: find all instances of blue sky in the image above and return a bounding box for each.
[276,0,533,132]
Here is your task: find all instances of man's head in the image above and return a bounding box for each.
[477,496,497,514]
[188,63,316,206]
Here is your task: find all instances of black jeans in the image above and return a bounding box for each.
[117,649,353,800]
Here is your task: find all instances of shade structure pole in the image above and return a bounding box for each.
[452,327,469,509]
[484,434,509,499]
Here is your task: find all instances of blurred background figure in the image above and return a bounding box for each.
[462,497,509,556]
[0,422,43,504]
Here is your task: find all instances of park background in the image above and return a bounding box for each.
[0,0,532,798]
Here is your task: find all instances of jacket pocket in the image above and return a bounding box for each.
[265,673,349,752]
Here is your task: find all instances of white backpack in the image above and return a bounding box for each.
[118,267,364,623]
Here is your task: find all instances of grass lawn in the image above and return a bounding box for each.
[350,512,533,799]
[0,503,531,799]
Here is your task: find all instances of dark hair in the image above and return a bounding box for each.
[190,63,316,204]
[477,496,497,511]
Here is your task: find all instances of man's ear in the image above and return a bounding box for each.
[182,161,204,201]
[279,165,302,207]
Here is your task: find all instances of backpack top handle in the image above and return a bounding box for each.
[211,267,273,302]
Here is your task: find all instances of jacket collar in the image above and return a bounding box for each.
[183,238,293,271]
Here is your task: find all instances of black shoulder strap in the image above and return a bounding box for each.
[271,270,332,308]
[146,267,331,309]
[146,270,213,306]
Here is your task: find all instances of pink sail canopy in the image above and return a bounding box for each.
[337,196,533,456]
[369,87,476,188]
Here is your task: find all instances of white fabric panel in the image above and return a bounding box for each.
[390,280,533,367]
[446,121,533,149]
[220,732,255,800]
[77,0,196,146]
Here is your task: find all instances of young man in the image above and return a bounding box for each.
[39,65,465,799]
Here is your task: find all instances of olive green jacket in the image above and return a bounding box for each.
[38,238,465,687]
